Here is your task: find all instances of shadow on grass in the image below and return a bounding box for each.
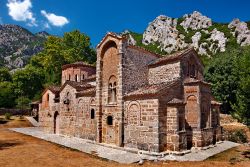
[0,140,23,150]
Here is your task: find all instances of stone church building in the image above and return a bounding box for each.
[39,32,222,153]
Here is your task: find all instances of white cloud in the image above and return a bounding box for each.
[41,10,69,27]
[6,0,37,26]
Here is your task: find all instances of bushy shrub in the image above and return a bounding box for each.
[5,112,12,120]
[228,129,248,143]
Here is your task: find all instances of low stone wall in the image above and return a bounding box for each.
[0,108,31,116]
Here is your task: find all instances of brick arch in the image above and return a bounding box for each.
[186,95,199,128]
[100,40,118,60]
[127,101,141,125]
[89,98,96,106]
[77,99,84,116]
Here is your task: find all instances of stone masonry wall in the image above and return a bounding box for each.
[148,61,181,85]
[59,85,78,136]
[123,47,157,94]
[124,99,159,152]
[74,96,97,140]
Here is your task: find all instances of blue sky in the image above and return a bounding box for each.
[0,0,250,46]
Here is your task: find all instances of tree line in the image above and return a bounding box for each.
[0,30,96,109]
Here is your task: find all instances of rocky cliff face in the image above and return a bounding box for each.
[0,24,48,69]
[130,11,250,56]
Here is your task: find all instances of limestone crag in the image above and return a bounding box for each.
[142,15,187,54]
[228,19,250,46]
[180,11,212,31]
[140,11,249,56]
[209,28,227,52]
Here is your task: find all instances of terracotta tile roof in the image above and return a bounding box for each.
[124,79,180,98]
[211,96,222,105]
[62,61,95,70]
[127,45,162,58]
[167,98,185,105]
[211,100,222,105]
[184,79,211,86]
[60,81,95,92]
[42,85,61,96]
[76,87,96,97]
[148,47,195,67]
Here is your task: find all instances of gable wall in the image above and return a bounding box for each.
[148,61,181,85]
[122,47,157,94]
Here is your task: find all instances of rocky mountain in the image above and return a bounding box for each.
[0,24,49,69]
[127,11,250,57]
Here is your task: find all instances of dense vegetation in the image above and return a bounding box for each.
[0,30,96,109]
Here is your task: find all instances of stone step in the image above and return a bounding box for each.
[25,116,39,127]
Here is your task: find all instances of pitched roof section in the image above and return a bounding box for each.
[76,87,96,97]
[167,98,185,105]
[124,79,180,98]
[42,85,61,96]
[148,47,195,67]
[60,81,95,92]
[184,78,211,86]
[62,61,95,70]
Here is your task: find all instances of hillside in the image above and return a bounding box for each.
[0,24,48,69]
[127,11,250,57]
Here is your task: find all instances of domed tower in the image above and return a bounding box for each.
[61,62,96,85]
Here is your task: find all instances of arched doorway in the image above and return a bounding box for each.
[54,111,59,134]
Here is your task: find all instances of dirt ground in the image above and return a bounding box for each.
[0,116,249,167]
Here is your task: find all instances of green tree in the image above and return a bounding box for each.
[204,46,241,113]
[0,81,16,108]
[12,66,45,100]
[15,96,31,110]
[0,67,12,82]
[30,30,96,84]
[232,46,250,125]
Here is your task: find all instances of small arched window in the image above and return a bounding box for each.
[82,74,85,80]
[107,116,113,125]
[47,94,49,101]
[75,74,78,82]
[190,64,196,78]
[68,74,71,81]
[91,109,95,119]
[108,76,117,104]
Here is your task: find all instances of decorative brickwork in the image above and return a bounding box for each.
[38,32,222,153]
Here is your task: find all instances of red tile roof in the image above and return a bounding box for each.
[42,85,61,96]
[167,98,185,105]
[76,87,96,97]
[60,81,95,92]
[148,47,195,67]
[124,79,180,98]
[62,61,95,70]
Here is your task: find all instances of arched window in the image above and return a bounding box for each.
[68,74,71,81]
[82,74,85,80]
[190,64,196,78]
[128,102,141,125]
[107,116,113,125]
[91,109,95,119]
[75,74,78,82]
[108,76,117,104]
[47,94,49,101]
